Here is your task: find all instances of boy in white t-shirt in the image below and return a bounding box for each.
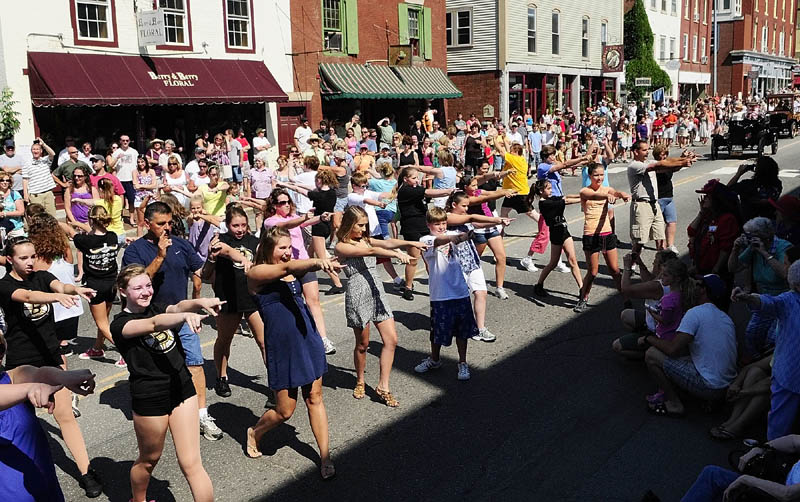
[414,207,478,381]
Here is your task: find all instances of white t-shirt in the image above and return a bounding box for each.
[294,126,312,152]
[185,159,200,178]
[253,136,271,154]
[57,148,71,167]
[159,152,180,170]
[292,171,316,214]
[228,139,241,167]
[507,131,524,145]
[347,190,381,236]
[111,146,139,182]
[420,234,470,301]
[190,174,210,187]
[678,302,738,389]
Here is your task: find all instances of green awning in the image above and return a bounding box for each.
[319,62,462,100]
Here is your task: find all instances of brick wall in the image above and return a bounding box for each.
[447,71,501,120]
[290,0,448,124]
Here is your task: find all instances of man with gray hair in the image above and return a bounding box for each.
[728,216,793,359]
[733,259,800,439]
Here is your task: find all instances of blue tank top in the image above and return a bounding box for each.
[0,372,65,501]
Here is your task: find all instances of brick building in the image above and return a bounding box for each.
[714,0,797,98]
[678,0,714,101]
[286,0,460,151]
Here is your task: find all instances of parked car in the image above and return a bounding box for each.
[711,115,778,160]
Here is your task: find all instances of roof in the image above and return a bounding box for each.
[318,62,462,100]
[27,52,288,107]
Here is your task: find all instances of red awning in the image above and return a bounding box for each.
[27,51,287,107]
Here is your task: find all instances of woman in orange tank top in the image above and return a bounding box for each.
[573,163,631,313]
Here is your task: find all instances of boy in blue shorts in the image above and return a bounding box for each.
[414,207,479,380]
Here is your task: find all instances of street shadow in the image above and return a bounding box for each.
[246,289,737,502]
[210,401,320,467]
[98,379,133,420]
[92,457,175,502]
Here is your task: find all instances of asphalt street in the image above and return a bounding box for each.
[42,136,800,502]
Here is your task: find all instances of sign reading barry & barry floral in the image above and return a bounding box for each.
[147,72,199,87]
[137,10,166,46]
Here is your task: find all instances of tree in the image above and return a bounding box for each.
[0,88,21,141]
[624,0,671,102]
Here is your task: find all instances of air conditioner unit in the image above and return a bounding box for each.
[701,56,708,63]
[693,12,700,22]
[324,33,342,51]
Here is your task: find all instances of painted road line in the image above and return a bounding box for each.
[709,167,739,175]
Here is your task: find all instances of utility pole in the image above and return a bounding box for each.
[713,0,718,96]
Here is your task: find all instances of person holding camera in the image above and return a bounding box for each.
[728,217,792,361]
[681,434,800,501]
[727,157,783,222]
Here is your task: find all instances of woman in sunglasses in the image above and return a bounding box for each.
[162,154,192,209]
[0,173,24,237]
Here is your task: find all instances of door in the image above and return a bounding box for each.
[277,104,310,155]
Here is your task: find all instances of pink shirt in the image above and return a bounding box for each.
[264,214,309,259]
[90,172,125,196]
[656,291,683,341]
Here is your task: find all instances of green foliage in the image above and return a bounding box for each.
[624,0,653,61]
[0,88,21,140]
[623,0,672,102]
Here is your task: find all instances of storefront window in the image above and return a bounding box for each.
[545,75,559,113]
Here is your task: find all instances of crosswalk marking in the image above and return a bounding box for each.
[709,167,739,175]
[710,166,800,178]
[606,167,627,174]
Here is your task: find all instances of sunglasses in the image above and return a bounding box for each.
[276,200,290,205]
[72,174,86,178]
[0,179,10,183]
[168,162,178,165]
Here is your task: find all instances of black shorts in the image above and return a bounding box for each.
[582,233,618,253]
[86,278,116,305]
[54,316,80,342]
[549,225,571,246]
[401,229,428,242]
[132,379,196,417]
[219,292,257,314]
[311,221,331,238]
[501,194,530,214]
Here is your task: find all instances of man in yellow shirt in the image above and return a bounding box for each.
[495,141,530,218]
[198,165,228,217]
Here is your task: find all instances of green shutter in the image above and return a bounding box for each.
[398,3,410,45]
[422,6,432,60]
[344,0,359,55]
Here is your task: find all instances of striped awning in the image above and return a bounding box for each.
[318,63,462,100]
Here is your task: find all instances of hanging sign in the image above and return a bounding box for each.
[137,10,166,46]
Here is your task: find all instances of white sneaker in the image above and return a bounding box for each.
[472,327,497,342]
[668,245,679,255]
[520,256,539,272]
[322,337,336,355]
[555,261,571,274]
[199,413,223,441]
[457,362,471,381]
[414,357,442,373]
[496,287,509,300]
[632,263,640,275]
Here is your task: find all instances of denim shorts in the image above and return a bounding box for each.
[657,197,677,224]
[178,322,204,366]
[662,356,726,401]
[472,228,501,244]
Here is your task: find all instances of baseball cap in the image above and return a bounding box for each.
[3,139,14,149]
[194,146,206,154]
[769,195,800,216]
[90,154,105,162]
[333,151,347,160]
[699,274,727,300]
[380,145,390,151]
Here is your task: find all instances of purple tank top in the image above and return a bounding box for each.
[70,189,92,223]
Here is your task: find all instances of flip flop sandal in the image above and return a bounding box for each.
[709,426,738,441]
[353,382,366,399]
[647,401,685,418]
[320,461,336,481]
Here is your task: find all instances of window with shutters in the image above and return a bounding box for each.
[224,0,254,52]
[527,7,537,53]
[398,4,431,60]
[581,17,589,59]
[159,0,190,47]
[446,9,472,48]
[551,10,560,55]
[322,0,343,52]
